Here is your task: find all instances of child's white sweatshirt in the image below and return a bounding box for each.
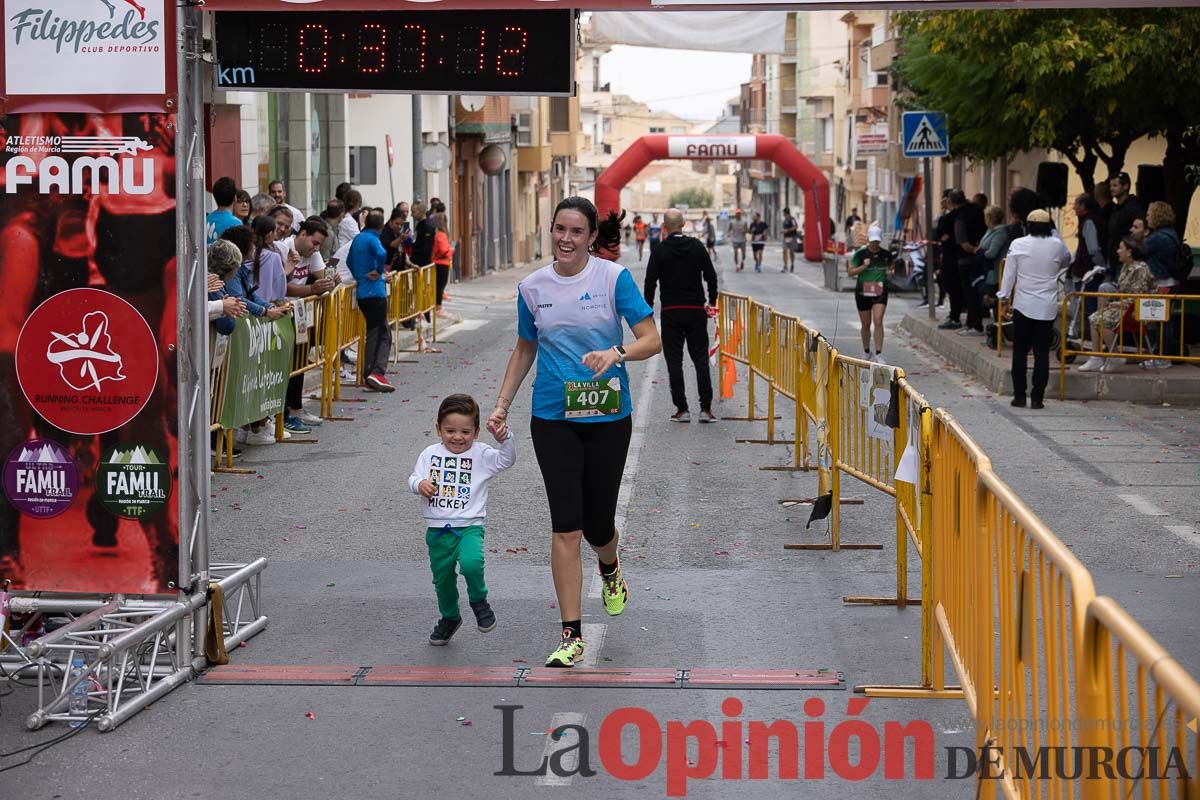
[408,434,516,528]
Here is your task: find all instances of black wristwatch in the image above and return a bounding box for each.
[613,345,627,362]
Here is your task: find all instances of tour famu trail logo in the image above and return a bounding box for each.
[3,439,79,519]
[98,445,170,519]
[46,312,125,393]
[9,0,160,54]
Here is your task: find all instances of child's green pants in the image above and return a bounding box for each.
[425,525,487,620]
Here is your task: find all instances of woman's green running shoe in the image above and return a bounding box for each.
[545,633,586,668]
[601,567,628,616]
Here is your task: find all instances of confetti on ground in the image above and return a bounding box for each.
[305,711,316,720]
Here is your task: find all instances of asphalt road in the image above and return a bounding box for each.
[2,250,1196,799]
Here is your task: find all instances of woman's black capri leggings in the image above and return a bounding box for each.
[435,264,450,306]
[530,416,633,548]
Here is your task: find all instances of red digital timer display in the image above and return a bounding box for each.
[214,11,573,95]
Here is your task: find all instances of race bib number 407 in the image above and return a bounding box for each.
[564,377,622,419]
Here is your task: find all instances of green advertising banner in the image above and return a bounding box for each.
[218,315,295,430]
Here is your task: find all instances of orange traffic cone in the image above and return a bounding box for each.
[721,355,737,399]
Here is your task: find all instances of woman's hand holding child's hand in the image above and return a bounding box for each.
[488,420,509,442]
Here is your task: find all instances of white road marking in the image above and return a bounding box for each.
[794,275,823,292]
[590,357,661,600]
[446,318,490,333]
[1118,494,1169,517]
[577,623,607,668]
[534,712,587,786]
[1167,525,1200,550]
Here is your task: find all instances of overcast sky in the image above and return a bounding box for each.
[600,46,753,122]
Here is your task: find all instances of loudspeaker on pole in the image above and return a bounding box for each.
[1035,162,1069,208]
[1136,165,1166,205]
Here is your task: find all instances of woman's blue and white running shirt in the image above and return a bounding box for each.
[517,256,653,422]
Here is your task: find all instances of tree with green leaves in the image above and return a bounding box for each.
[894,9,1200,229]
[668,187,714,209]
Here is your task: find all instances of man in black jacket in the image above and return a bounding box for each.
[643,209,720,424]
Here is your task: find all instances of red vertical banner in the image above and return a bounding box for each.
[0,111,178,593]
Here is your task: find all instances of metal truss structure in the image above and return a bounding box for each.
[1,560,266,732]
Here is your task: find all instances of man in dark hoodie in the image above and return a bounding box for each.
[643,208,720,424]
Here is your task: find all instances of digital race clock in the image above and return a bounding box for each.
[213,11,575,96]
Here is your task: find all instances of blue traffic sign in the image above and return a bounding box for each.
[902,111,949,158]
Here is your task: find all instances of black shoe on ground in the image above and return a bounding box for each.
[698,409,717,424]
[938,320,962,330]
[1030,400,1045,410]
[429,616,462,645]
[669,409,690,423]
[1010,397,1026,408]
[470,600,496,632]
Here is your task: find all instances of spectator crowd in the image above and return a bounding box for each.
[204,176,457,456]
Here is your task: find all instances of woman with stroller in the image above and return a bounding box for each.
[1076,236,1155,373]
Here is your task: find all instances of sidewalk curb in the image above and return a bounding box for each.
[899,312,1200,405]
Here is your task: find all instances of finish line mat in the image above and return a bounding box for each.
[198,665,845,691]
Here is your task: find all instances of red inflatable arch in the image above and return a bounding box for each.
[595,134,830,262]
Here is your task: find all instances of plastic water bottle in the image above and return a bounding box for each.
[67,657,88,727]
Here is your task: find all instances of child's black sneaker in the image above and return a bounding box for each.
[429,617,462,646]
[470,600,496,633]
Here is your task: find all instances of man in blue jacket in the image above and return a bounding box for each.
[347,210,395,392]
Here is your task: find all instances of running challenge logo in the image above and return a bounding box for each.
[3,0,166,97]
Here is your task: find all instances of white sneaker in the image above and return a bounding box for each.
[343,346,358,364]
[1076,356,1105,372]
[1141,359,1172,370]
[340,367,355,381]
[295,409,324,425]
[234,427,249,445]
[244,429,276,446]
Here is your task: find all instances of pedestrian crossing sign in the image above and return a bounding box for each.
[902,111,949,158]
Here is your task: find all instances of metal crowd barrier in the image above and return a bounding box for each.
[1060,290,1200,399]
[272,293,325,444]
[978,467,1098,800]
[1081,597,1200,800]
[712,289,1200,796]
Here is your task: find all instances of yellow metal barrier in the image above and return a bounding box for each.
[1081,597,1200,800]
[713,281,1200,800]
[719,292,771,422]
[978,468,1098,800]
[718,291,751,367]
[757,311,807,470]
[843,376,930,609]
[832,354,897,497]
[272,294,325,444]
[861,410,986,702]
[1060,290,1200,400]
[419,264,441,349]
[208,331,251,474]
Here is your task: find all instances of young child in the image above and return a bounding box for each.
[409,393,516,645]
